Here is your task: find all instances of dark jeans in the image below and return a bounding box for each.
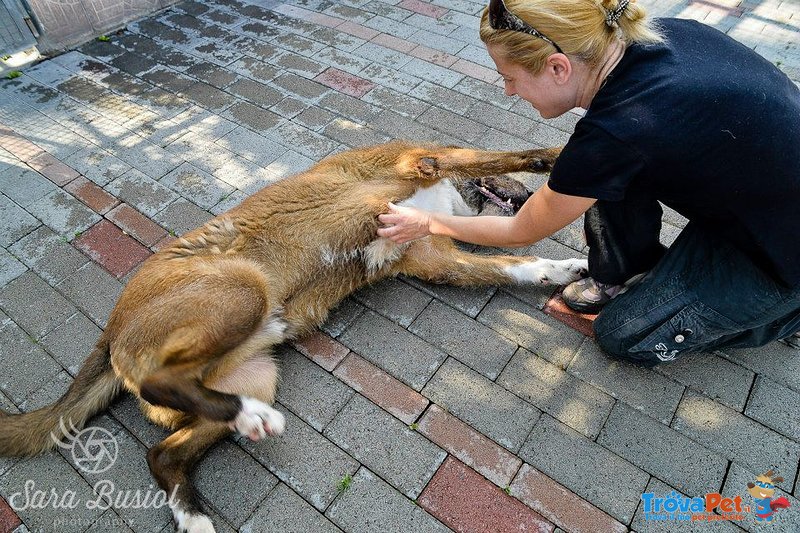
[586,200,800,366]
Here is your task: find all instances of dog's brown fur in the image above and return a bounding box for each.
[0,141,581,530]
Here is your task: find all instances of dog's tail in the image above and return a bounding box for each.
[0,335,121,457]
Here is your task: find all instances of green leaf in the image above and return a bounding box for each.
[97,35,111,42]
[7,71,22,79]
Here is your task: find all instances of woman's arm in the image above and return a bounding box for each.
[377,183,596,247]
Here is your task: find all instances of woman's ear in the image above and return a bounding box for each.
[547,54,572,85]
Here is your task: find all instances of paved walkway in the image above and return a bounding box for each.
[1,1,799,532]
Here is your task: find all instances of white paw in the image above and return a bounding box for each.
[505,258,588,285]
[230,397,285,441]
[174,509,215,533]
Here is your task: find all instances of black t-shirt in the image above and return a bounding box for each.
[549,18,800,286]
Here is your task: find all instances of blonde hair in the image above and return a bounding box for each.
[480,0,663,72]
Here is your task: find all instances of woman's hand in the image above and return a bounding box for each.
[377,202,433,244]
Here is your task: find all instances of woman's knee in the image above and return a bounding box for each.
[593,312,663,366]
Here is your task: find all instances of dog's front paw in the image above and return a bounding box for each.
[525,147,562,173]
[230,397,285,441]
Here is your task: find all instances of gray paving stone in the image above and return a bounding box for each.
[720,463,800,533]
[352,278,432,328]
[56,262,124,328]
[0,247,26,286]
[228,56,281,83]
[185,62,238,89]
[359,63,423,94]
[239,405,360,511]
[195,440,278,529]
[40,311,103,376]
[323,120,393,148]
[272,72,329,100]
[363,15,418,39]
[0,165,57,208]
[404,279,495,322]
[0,194,40,247]
[744,375,800,441]
[422,357,540,451]
[276,346,355,432]
[0,453,106,533]
[338,310,447,391]
[409,299,517,380]
[274,51,329,77]
[159,162,235,210]
[8,225,89,284]
[223,100,284,131]
[165,131,236,175]
[498,347,614,438]
[417,107,487,143]
[722,342,800,392]
[314,47,375,76]
[216,126,287,167]
[598,402,728,496]
[318,93,380,126]
[454,77,514,110]
[519,414,649,524]
[654,352,755,411]
[242,483,342,533]
[294,105,337,131]
[0,271,78,339]
[63,146,132,186]
[105,169,181,218]
[111,137,185,180]
[211,189,247,215]
[632,477,741,532]
[400,57,465,89]
[672,391,800,491]
[26,188,101,238]
[568,340,686,424]
[325,467,448,533]
[361,86,428,119]
[212,157,283,196]
[153,199,213,236]
[321,297,366,338]
[325,394,446,499]
[478,291,585,368]
[409,81,478,115]
[308,27,367,53]
[268,122,339,160]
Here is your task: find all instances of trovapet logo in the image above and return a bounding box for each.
[641,470,791,524]
[746,470,791,522]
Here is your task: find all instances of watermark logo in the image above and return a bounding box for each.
[51,418,118,474]
[746,470,791,522]
[641,469,792,524]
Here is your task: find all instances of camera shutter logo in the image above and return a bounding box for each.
[51,418,119,474]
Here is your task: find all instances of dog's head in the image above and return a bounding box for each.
[456,176,532,216]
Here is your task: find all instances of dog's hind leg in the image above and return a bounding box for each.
[147,419,230,533]
[392,236,587,286]
[407,146,562,181]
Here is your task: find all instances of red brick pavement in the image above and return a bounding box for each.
[74,220,153,278]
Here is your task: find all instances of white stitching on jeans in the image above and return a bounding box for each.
[654,342,679,361]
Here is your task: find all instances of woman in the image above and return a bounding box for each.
[377,0,800,365]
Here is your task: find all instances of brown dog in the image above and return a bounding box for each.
[0,141,586,532]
